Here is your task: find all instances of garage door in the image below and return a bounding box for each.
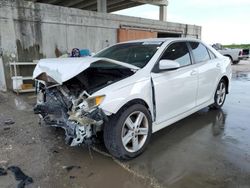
[117,28,157,42]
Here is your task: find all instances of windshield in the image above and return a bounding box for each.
[94,42,162,68]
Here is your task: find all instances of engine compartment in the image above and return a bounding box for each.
[63,63,135,95]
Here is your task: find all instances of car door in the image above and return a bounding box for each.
[151,42,198,124]
[189,42,221,105]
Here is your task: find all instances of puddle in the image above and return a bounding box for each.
[232,71,250,81]
[0,92,8,103]
[122,109,230,185]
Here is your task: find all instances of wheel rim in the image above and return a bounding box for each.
[216,82,226,105]
[121,111,149,153]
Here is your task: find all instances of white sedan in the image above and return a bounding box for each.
[33,38,232,159]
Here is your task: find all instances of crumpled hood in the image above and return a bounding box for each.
[33,57,139,84]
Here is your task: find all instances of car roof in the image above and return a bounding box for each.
[119,37,202,44]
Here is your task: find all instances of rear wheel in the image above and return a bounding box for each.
[210,80,227,109]
[104,104,152,160]
[233,60,240,64]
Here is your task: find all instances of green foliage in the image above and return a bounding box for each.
[223,44,250,49]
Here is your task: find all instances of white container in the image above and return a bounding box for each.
[12,76,23,90]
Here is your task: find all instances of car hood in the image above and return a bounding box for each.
[33,57,140,84]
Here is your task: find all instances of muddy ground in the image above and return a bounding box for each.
[0,60,250,188]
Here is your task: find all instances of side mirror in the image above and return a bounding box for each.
[159,60,180,71]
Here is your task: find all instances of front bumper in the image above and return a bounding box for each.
[34,103,104,146]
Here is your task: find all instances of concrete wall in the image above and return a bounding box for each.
[0,0,201,89]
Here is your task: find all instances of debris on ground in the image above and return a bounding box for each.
[87,172,94,178]
[0,161,8,165]
[5,145,12,150]
[63,165,81,172]
[4,119,15,125]
[0,167,7,176]
[7,166,33,188]
[69,176,76,179]
[3,127,10,131]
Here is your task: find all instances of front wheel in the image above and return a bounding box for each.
[104,104,152,160]
[210,80,227,109]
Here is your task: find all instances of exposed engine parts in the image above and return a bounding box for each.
[34,83,106,146]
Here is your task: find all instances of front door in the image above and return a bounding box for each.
[151,42,198,124]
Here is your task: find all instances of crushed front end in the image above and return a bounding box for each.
[32,58,137,147]
[34,82,106,146]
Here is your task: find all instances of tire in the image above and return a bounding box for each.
[104,104,152,160]
[210,79,227,109]
[233,60,239,64]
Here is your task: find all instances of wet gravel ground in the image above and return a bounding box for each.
[0,60,250,188]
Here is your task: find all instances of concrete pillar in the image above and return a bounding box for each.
[0,56,7,92]
[159,5,167,21]
[97,0,107,13]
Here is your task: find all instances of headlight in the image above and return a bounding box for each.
[86,95,105,109]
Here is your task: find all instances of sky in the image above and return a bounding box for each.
[113,0,250,45]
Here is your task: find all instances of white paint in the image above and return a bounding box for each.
[92,38,231,133]
[0,57,7,92]
[151,64,198,124]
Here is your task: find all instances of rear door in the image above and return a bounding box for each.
[188,42,221,105]
[151,42,198,124]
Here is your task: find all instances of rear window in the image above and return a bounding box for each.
[189,42,210,63]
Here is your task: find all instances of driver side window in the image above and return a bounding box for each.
[161,42,191,67]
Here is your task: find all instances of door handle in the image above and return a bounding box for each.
[190,70,197,76]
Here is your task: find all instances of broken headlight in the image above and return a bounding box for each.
[86,95,105,109]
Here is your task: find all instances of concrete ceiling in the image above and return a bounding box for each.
[29,0,168,12]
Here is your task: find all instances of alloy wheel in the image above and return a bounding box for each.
[121,111,149,153]
[216,82,226,105]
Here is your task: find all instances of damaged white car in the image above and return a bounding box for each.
[33,38,232,159]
